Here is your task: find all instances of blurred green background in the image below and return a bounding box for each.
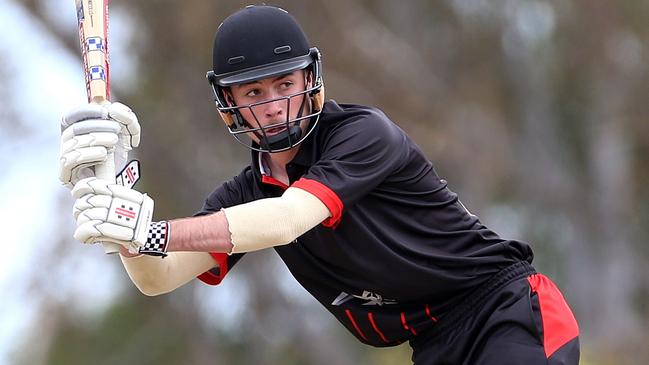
[1,0,648,364]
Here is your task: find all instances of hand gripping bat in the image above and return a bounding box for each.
[75,0,121,254]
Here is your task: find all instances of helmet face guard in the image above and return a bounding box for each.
[207,48,324,153]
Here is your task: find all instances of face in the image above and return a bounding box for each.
[227,70,310,143]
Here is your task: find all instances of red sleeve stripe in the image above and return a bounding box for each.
[527,274,580,358]
[291,178,343,228]
[197,252,229,285]
[367,312,390,344]
[400,312,418,336]
[345,309,369,342]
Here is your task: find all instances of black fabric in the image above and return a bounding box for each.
[549,337,580,365]
[409,272,580,365]
[197,100,541,347]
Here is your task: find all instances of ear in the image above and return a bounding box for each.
[223,88,236,106]
[305,70,314,88]
[218,88,237,128]
[306,69,324,112]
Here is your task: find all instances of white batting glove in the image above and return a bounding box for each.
[59,102,141,189]
[71,177,153,253]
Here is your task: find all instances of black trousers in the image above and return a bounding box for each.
[410,264,579,365]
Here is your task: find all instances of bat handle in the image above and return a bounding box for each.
[95,152,121,255]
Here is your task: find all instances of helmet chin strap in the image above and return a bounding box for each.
[257,93,310,152]
[259,125,303,151]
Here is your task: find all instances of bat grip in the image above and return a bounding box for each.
[95,151,121,255]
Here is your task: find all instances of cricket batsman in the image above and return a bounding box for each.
[59,5,580,364]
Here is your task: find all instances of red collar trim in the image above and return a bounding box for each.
[259,153,289,190]
[261,175,289,190]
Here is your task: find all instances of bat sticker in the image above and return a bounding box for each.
[89,66,106,81]
[86,37,105,52]
[116,160,141,189]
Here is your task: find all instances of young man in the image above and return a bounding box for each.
[60,5,580,364]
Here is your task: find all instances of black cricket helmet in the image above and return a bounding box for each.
[206,5,324,153]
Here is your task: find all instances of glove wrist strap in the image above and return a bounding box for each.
[139,221,170,257]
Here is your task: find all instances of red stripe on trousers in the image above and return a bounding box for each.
[425,304,438,322]
[367,312,390,343]
[345,309,368,342]
[528,274,579,358]
[400,312,417,336]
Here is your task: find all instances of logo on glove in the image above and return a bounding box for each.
[115,205,136,221]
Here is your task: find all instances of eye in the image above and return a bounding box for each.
[245,88,261,97]
[279,81,294,89]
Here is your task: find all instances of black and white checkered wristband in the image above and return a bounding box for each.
[139,221,170,257]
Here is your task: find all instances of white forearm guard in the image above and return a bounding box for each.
[120,252,217,296]
[222,187,331,254]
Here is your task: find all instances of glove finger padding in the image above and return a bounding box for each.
[59,130,122,187]
[62,103,108,129]
[75,206,109,224]
[73,194,113,220]
[61,119,122,141]
[59,102,142,188]
[61,132,119,155]
[62,102,140,149]
[72,177,113,198]
[59,146,108,189]
[109,103,141,172]
[72,177,154,252]
[74,220,137,246]
[108,102,141,148]
[72,177,147,203]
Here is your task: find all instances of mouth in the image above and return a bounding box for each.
[265,125,288,135]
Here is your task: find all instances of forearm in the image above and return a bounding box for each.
[167,212,234,253]
[120,188,329,295]
[149,187,329,255]
[118,211,233,257]
[119,186,329,295]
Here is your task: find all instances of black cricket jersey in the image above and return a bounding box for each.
[196,100,534,346]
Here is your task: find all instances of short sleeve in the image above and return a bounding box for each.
[195,167,256,215]
[197,252,245,285]
[292,109,407,227]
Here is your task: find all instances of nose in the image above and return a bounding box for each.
[262,96,285,120]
